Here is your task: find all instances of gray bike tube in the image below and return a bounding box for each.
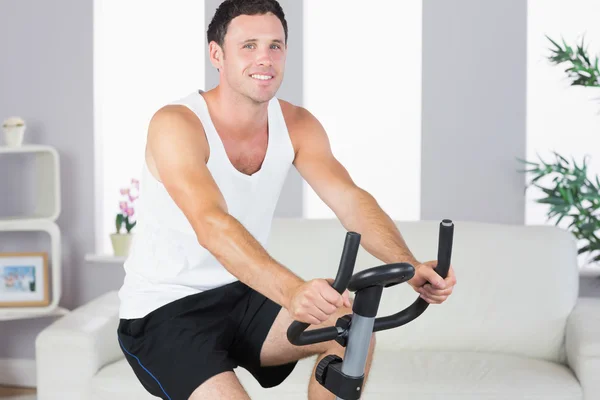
[336,314,375,400]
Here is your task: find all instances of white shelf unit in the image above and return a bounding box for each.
[0,145,65,320]
[0,145,61,221]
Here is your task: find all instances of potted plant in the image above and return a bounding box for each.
[518,35,600,269]
[2,116,26,147]
[110,178,139,257]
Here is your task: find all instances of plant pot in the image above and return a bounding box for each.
[3,125,26,147]
[110,233,133,257]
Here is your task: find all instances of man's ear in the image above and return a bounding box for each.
[208,41,224,71]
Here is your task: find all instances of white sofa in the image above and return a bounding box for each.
[36,218,600,399]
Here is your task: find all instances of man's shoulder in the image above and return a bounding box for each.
[277,99,319,131]
[149,104,204,134]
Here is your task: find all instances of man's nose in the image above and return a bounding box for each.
[256,47,273,66]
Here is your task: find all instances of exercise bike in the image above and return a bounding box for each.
[287,219,454,400]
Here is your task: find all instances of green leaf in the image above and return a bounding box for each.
[537,197,567,206]
[566,188,575,205]
[580,222,597,233]
[554,151,569,166]
[582,193,600,201]
[558,186,567,199]
[125,218,137,233]
[516,168,540,174]
[546,35,561,50]
[115,214,124,233]
[516,157,540,166]
[530,175,547,185]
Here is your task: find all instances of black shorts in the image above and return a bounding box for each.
[116,281,297,400]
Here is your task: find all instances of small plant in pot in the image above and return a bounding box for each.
[2,116,26,147]
[111,178,139,257]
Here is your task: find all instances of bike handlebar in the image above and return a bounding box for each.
[286,232,361,346]
[287,219,454,346]
[373,219,454,332]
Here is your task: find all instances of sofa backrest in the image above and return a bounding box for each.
[266,218,579,364]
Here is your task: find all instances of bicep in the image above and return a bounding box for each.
[147,106,228,241]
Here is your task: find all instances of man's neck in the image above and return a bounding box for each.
[204,85,269,139]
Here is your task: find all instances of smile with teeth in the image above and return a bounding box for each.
[251,74,273,80]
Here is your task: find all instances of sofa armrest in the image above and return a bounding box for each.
[566,297,600,400]
[35,291,122,400]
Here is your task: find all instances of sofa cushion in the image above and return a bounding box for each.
[93,350,582,400]
[91,358,158,400]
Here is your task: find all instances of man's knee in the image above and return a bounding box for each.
[189,371,250,400]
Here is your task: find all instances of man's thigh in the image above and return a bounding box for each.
[260,302,353,367]
[189,371,251,400]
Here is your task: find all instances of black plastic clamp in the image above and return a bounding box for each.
[334,314,352,347]
[315,354,364,400]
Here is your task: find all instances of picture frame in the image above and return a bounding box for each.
[0,252,50,307]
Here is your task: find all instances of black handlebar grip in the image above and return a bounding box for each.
[435,219,454,279]
[287,231,361,346]
[332,232,361,293]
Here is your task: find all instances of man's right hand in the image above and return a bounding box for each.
[287,279,352,325]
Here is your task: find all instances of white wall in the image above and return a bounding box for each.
[527,0,600,269]
[302,0,422,221]
[94,0,205,253]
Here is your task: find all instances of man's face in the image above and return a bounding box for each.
[216,13,287,104]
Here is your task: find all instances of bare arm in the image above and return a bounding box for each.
[147,105,304,309]
[290,106,421,268]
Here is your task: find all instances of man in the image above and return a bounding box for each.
[117,1,457,399]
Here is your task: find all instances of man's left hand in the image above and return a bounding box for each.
[408,260,456,304]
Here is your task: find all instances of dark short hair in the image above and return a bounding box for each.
[207,0,288,48]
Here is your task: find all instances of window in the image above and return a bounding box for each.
[93,0,205,254]
[302,0,423,220]
[527,0,600,268]
[93,0,423,253]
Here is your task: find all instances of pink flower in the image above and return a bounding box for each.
[131,178,139,189]
[119,201,128,212]
[120,188,130,195]
[129,194,138,203]
[125,207,135,217]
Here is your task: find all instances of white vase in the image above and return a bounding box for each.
[3,125,26,147]
[110,233,133,257]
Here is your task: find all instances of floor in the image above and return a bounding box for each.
[0,386,36,399]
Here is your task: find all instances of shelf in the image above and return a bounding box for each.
[0,220,62,312]
[0,306,69,321]
[0,144,60,221]
[0,218,60,229]
[0,145,67,334]
[85,254,126,264]
[0,144,57,154]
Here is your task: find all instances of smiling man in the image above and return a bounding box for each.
[116,1,457,399]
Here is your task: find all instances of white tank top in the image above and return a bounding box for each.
[118,90,295,319]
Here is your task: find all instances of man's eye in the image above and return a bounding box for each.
[271,44,281,50]
[244,44,255,49]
